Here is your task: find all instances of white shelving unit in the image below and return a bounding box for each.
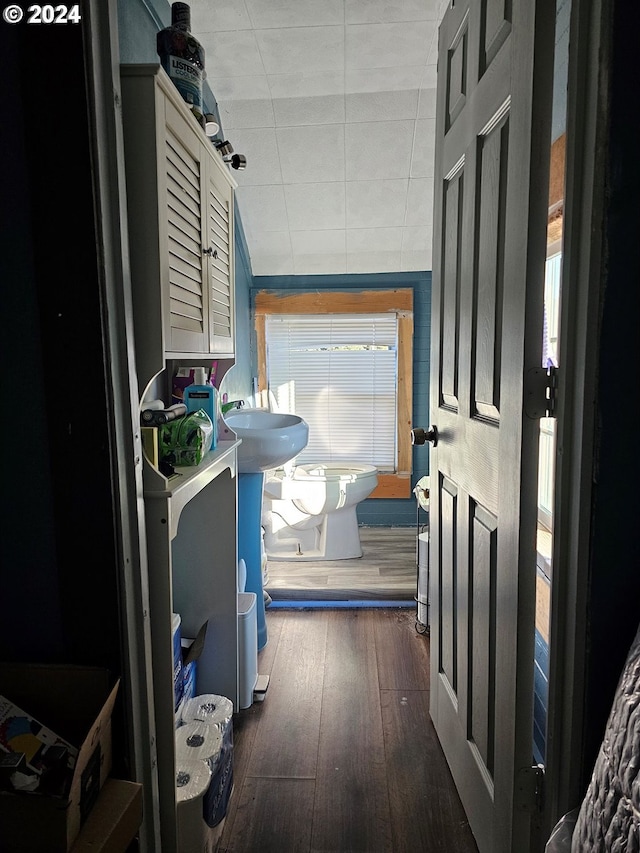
[119,63,241,849]
[142,442,240,849]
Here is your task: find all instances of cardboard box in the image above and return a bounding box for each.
[70,779,143,853]
[0,663,119,852]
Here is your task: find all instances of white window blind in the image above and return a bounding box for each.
[265,313,398,469]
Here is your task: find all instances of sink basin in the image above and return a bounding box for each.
[223,408,309,473]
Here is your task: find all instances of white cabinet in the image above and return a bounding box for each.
[142,444,240,850]
[120,63,236,396]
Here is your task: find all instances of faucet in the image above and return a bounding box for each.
[221,399,245,414]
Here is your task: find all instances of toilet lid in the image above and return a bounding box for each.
[293,462,377,482]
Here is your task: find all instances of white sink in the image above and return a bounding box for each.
[223,408,309,473]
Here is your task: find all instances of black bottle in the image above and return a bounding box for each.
[157,3,206,126]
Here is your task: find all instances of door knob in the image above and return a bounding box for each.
[411,425,438,447]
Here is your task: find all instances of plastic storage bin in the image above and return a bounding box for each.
[237,592,258,709]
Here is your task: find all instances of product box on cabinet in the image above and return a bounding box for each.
[0,663,120,852]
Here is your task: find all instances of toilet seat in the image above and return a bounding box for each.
[292,462,377,482]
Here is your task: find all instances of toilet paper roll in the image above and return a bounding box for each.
[176,721,223,764]
[176,758,212,853]
[175,757,212,803]
[181,694,233,729]
[176,720,231,829]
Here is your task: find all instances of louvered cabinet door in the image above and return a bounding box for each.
[164,96,209,355]
[204,158,235,355]
[120,63,236,388]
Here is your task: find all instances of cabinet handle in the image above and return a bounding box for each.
[203,247,218,259]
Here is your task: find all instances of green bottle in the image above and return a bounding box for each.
[157,3,206,126]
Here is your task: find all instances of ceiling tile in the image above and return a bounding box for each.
[346,179,409,228]
[208,74,274,130]
[401,225,432,270]
[268,70,345,99]
[245,0,344,28]
[347,250,403,273]
[256,26,345,75]
[291,230,347,274]
[200,30,265,77]
[210,73,271,102]
[345,87,419,123]
[277,124,345,183]
[190,0,253,33]
[245,228,292,255]
[291,229,346,254]
[418,64,437,118]
[345,120,414,181]
[417,87,437,119]
[235,184,289,230]
[273,94,345,127]
[269,71,345,125]
[346,67,422,122]
[251,253,295,275]
[225,128,282,185]
[217,99,275,131]
[345,0,440,24]
[284,183,346,230]
[406,178,434,226]
[346,227,404,252]
[293,253,347,275]
[346,226,404,276]
[347,65,424,96]
[346,21,436,70]
[410,118,436,178]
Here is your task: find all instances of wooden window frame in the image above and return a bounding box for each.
[254,288,414,499]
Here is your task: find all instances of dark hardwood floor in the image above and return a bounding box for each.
[216,607,479,853]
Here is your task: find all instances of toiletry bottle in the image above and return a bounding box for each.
[157,3,206,127]
[184,367,217,448]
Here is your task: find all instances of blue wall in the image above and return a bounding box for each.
[250,272,431,526]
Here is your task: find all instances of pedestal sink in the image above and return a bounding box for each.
[223,408,308,650]
[223,409,309,474]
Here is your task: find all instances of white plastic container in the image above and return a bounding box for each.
[237,592,258,709]
[416,532,429,628]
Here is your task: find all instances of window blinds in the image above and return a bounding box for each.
[265,313,398,469]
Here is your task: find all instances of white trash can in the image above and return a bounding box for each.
[237,592,258,709]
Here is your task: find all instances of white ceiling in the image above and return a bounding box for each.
[189,0,447,277]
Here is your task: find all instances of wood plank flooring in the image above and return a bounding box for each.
[216,607,479,853]
[265,526,418,601]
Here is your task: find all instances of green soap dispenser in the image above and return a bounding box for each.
[184,367,218,448]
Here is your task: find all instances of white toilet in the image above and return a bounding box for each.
[261,462,378,561]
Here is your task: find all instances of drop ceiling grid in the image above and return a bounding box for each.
[190,0,445,275]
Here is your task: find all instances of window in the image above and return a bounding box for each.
[266,313,398,469]
[254,289,414,498]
